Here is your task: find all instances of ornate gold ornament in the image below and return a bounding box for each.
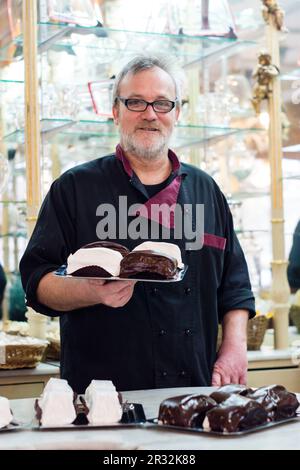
[261,0,286,31]
[252,51,279,114]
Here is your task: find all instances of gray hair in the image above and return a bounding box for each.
[112,54,182,108]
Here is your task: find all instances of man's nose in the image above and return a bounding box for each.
[141,103,157,119]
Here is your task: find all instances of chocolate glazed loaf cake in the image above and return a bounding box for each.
[205,394,268,433]
[247,385,299,420]
[119,250,178,280]
[158,394,217,428]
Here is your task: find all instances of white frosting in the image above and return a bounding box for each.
[85,380,122,425]
[38,379,76,426]
[0,396,13,428]
[132,242,183,268]
[67,248,123,276]
[43,378,71,393]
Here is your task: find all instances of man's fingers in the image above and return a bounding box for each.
[239,372,247,385]
[211,371,222,387]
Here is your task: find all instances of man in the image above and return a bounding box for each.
[20,55,255,394]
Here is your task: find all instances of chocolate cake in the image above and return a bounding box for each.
[205,394,268,433]
[158,394,217,428]
[210,384,254,404]
[119,250,178,279]
[67,247,123,277]
[247,385,299,421]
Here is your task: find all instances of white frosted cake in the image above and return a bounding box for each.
[84,380,122,425]
[132,241,184,268]
[67,247,123,277]
[36,378,76,426]
[0,396,13,428]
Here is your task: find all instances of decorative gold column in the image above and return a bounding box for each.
[23,0,47,339]
[254,1,289,348]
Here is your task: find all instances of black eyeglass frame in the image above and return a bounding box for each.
[116,96,178,113]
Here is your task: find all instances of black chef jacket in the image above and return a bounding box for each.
[19,146,255,393]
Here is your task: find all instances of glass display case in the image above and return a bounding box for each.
[0,0,297,322]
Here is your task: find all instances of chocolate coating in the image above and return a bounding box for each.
[210,384,254,404]
[70,265,112,278]
[83,241,129,256]
[206,395,268,432]
[158,394,217,428]
[119,250,178,279]
[247,385,299,420]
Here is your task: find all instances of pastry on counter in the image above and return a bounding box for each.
[204,394,268,433]
[158,394,217,428]
[84,380,123,425]
[35,378,76,426]
[247,385,299,421]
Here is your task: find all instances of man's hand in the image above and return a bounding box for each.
[211,309,249,386]
[211,342,248,386]
[37,272,137,311]
[88,279,136,308]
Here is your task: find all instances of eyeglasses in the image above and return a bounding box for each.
[117,96,177,113]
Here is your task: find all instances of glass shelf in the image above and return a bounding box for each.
[0,22,256,67]
[281,68,300,81]
[1,118,262,149]
[0,79,23,84]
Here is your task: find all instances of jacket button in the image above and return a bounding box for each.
[185,287,192,295]
[179,370,186,377]
[159,329,167,336]
[161,371,168,377]
[184,329,192,336]
[151,288,158,295]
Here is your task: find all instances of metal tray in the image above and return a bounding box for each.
[55,265,188,283]
[32,402,146,431]
[147,415,300,436]
[0,420,25,432]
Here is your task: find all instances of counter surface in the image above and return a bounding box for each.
[1,387,299,450]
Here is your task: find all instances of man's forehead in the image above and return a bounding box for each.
[119,67,176,96]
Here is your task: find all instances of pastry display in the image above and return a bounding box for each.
[0,396,13,429]
[158,394,217,428]
[35,378,77,426]
[84,380,123,425]
[157,384,299,434]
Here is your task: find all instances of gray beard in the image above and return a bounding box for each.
[120,131,169,160]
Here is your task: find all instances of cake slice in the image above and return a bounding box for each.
[158,394,217,428]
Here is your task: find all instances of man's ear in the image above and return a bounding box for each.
[112,105,119,125]
[175,106,180,122]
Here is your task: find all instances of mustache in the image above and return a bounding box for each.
[135,122,161,131]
